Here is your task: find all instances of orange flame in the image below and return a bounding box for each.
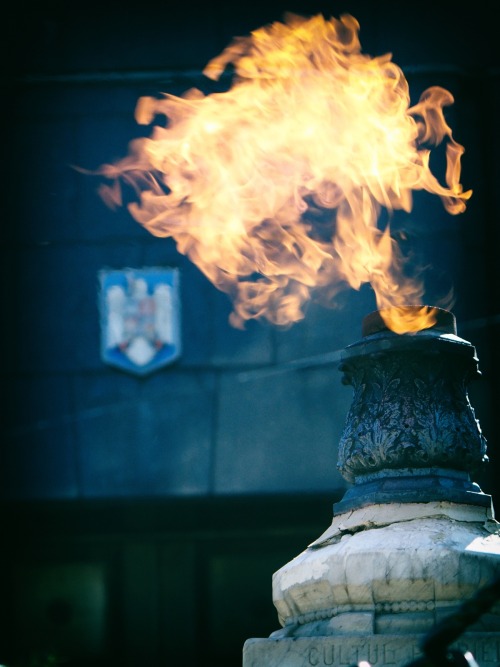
[96,12,472,333]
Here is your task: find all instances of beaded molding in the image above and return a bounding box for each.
[284,599,460,628]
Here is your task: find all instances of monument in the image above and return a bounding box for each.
[243,307,500,667]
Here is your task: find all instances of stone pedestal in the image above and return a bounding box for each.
[243,501,500,666]
[242,309,500,667]
[244,634,500,667]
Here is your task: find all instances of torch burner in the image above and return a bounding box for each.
[335,306,489,513]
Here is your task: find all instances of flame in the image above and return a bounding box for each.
[378,305,441,335]
[95,12,472,333]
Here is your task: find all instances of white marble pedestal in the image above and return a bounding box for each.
[243,501,500,667]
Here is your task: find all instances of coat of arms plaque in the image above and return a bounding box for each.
[99,267,181,375]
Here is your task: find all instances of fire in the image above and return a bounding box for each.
[95,12,472,333]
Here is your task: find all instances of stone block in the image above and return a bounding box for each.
[243,633,500,667]
[1,375,79,500]
[214,367,348,495]
[74,370,215,497]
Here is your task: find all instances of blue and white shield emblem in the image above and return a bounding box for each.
[99,267,181,375]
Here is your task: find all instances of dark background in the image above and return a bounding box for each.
[1,1,499,666]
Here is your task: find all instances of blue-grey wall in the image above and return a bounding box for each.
[2,0,499,504]
[1,2,499,666]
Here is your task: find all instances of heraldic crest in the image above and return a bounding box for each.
[99,267,181,375]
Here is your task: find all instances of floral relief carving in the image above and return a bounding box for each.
[337,349,487,483]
